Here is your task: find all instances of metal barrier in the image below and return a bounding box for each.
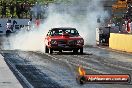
[109,33,132,53]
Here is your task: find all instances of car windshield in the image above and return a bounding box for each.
[51,28,79,36]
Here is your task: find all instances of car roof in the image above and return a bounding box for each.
[51,27,76,30]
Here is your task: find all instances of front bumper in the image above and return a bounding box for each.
[49,44,83,51]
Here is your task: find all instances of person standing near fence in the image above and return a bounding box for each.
[6,19,13,36]
[35,18,40,29]
[9,2,15,18]
[28,18,32,31]
[16,2,21,18]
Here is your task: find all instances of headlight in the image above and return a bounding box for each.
[50,40,57,44]
[77,39,84,44]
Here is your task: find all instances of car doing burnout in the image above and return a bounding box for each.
[45,27,84,54]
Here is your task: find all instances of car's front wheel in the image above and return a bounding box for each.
[45,46,49,53]
[80,48,83,54]
[59,50,62,53]
[73,49,78,54]
[49,48,53,54]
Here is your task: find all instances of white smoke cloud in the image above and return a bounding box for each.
[2,0,109,51]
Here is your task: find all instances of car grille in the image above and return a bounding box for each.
[57,40,77,45]
[68,40,77,45]
[58,40,67,44]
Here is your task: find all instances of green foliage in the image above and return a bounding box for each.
[1,0,71,4]
[0,0,72,18]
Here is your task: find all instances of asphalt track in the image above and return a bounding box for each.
[1,46,132,88]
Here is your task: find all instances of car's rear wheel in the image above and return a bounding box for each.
[49,48,53,54]
[80,48,83,54]
[45,46,49,53]
[59,50,62,53]
[73,49,78,54]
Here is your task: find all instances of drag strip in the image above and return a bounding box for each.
[48,52,132,74]
[1,51,64,88]
[0,48,132,88]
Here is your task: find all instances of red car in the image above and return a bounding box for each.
[45,27,84,54]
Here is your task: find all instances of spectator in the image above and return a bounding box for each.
[20,3,24,18]
[24,2,30,18]
[30,4,35,18]
[29,3,33,18]
[9,2,15,18]
[1,2,6,18]
[16,2,21,18]
[6,19,13,35]
[28,18,32,30]
[35,18,40,28]
[126,19,131,33]
[34,2,42,19]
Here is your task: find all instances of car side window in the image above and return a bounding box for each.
[75,30,79,35]
[70,30,79,35]
[71,30,74,34]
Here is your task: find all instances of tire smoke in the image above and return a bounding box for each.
[2,0,109,51]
